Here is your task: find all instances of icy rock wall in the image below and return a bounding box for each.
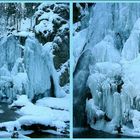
[0,36,21,70]
[24,37,51,100]
[0,35,26,101]
[24,37,65,100]
[0,35,64,102]
[86,62,123,127]
[74,3,140,132]
[86,3,140,51]
[73,49,94,127]
[122,18,140,61]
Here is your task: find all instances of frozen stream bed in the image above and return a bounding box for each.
[0,95,70,138]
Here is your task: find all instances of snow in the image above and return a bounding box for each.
[0,132,12,138]
[0,121,21,132]
[18,116,66,129]
[14,31,34,37]
[35,20,53,35]
[35,3,59,37]
[57,60,69,77]
[15,95,69,122]
[60,23,69,31]
[1,95,70,136]
[0,131,29,138]
[10,95,32,108]
[36,94,70,111]
[38,11,59,21]
[20,18,32,31]
[43,129,65,136]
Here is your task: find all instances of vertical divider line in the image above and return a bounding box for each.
[70,1,73,139]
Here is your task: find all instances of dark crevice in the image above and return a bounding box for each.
[104,114,111,122]
[21,124,57,132]
[50,76,55,97]
[117,80,124,93]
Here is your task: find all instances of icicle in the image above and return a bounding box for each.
[113,92,122,126]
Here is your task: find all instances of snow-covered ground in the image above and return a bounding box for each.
[0,95,70,138]
[36,94,70,111]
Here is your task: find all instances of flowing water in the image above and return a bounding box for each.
[0,102,69,138]
[0,102,19,123]
[73,127,135,138]
[27,131,69,138]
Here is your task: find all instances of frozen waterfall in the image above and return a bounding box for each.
[0,35,65,102]
[74,3,140,136]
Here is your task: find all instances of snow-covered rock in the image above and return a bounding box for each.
[0,95,70,137]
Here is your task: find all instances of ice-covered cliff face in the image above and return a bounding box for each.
[0,35,65,102]
[0,3,70,138]
[0,3,69,103]
[87,3,140,50]
[74,3,140,136]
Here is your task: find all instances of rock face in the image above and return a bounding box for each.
[73,3,94,33]
[34,3,70,86]
[73,3,140,136]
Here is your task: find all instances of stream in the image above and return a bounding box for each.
[73,127,135,138]
[27,131,69,138]
[0,102,19,123]
[0,102,69,138]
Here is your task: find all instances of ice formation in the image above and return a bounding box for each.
[0,2,69,138]
[74,3,140,136]
[0,35,65,102]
